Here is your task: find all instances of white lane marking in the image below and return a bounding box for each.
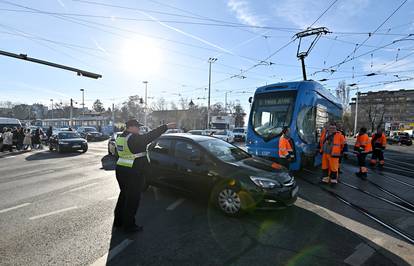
[4,155,16,159]
[166,198,185,211]
[107,196,118,200]
[386,158,414,168]
[90,239,133,266]
[344,243,375,266]
[153,187,159,201]
[61,182,100,194]
[29,206,78,220]
[295,198,414,265]
[0,202,31,214]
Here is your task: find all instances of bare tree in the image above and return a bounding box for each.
[179,97,189,110]
[336,81,350,112]
[151,97,167,111]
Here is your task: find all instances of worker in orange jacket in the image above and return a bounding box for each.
[370,127,386,167]
[321,123,346,184]
[278,127,295,169]
[354,127,372,179]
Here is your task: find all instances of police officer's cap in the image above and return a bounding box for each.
[126,119,144,128]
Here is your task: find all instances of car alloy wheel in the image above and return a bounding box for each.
[217,188,241,215]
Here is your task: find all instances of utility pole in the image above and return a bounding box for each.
[207,57,217,129]
[353,88,359,136]
[70,98,73,127]
[225,91,231,114]
[294,27,330,80]
[112,102,115,126]
[50,99,54,119]
[143,81,148,126]
[80,89,85,125]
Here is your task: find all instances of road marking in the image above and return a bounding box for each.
[90,239,133,266]
[166,198,185,211]
[0,202,31,214]
[4,155,16,159]
[344,243,375,266]
[295,197,414,265]
[107,196,118,200]
[386,158,414,168]
[61,182,100,194]
[29,206,78,220]
[153,187,159,201]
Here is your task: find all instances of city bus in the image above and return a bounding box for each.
[246,81,343,170]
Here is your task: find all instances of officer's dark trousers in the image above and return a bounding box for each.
[114,165,144,229]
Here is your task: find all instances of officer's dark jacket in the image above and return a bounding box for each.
[118,125,167,170]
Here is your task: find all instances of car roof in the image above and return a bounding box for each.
[160,133,215,142]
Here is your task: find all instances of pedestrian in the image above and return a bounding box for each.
[0,128,14,152]
[46,126,53,144]
[278,127,295,169]
[32,128,41,149]
[354,127,372,179]
[16,127,24,150]
[336,122,348,174]
[23,129,32,150]
[114,119,176,233]
[370,127,386,167]
[321,123,346,185]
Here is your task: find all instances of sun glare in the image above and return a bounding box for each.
[120,38,162,75]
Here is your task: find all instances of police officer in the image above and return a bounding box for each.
[114,119,176,233]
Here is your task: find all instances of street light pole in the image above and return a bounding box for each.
[143,81,148,126]
[207,57,217,129]
[353,87,359,136]
[80,89,85,126]
[50,99,54,120]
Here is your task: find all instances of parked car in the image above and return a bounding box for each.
[76,126,105,141]
[233,127,246,142]
[165,128,184,134]
[212,130,235,143]
[203,129,217,136]
[49,131,88,153]
[146,134,298,216]
[387,132,412,146]
[188,130,204,135]
[108,131,122,157]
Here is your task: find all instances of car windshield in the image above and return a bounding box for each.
[199,138,250,162]
[214,130,227,135]
[251,90,297,139]
[59,132,81,139]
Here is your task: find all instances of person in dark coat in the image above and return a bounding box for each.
[113,119,175,233]
[16,127,25,150]
[32,128,41,149]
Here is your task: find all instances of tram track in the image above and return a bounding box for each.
[300,169,414,245]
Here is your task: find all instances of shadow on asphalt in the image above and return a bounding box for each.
[25,150,83,161]
[101,154,116,171]
[103,190,409,266]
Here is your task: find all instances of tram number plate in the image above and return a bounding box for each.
[291,186,298,197]
[261,151,271,156]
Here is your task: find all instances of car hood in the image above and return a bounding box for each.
[225,156,291,183]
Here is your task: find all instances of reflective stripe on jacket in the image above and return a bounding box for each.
[279,135,294,158]
[355,133,372,153]
[115,134,147,168]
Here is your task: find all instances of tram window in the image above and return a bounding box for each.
[251,91,297,139]
[297,106,316,144]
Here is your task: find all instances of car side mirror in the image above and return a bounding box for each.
[248,96,253,103]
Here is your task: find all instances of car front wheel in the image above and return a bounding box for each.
[216,187,242,216]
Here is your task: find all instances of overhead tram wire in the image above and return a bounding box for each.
[319,0,408,76]
[308,0,339,28]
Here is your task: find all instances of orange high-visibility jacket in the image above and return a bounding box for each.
[279,135,294,158]
[322,132,345,157]
[371,133,387,149]
[355,133,372,153]
[319,128,327,153]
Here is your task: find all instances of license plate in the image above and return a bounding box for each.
[291,186,299,197]
[261,151,271,156]
[72,145,81,148]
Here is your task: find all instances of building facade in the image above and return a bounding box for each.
[350,89,414,132]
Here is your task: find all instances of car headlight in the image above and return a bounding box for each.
[59,141,69,145]
[250,176,281,189]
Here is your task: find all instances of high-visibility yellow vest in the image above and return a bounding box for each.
[115,134,146,168]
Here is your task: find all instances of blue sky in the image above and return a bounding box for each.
[1,0,414,113]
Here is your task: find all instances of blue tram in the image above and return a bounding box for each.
[246,81,343,170]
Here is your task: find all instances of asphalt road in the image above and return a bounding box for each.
[0,141,413,266]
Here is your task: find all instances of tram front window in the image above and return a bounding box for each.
[251,91,297,139]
